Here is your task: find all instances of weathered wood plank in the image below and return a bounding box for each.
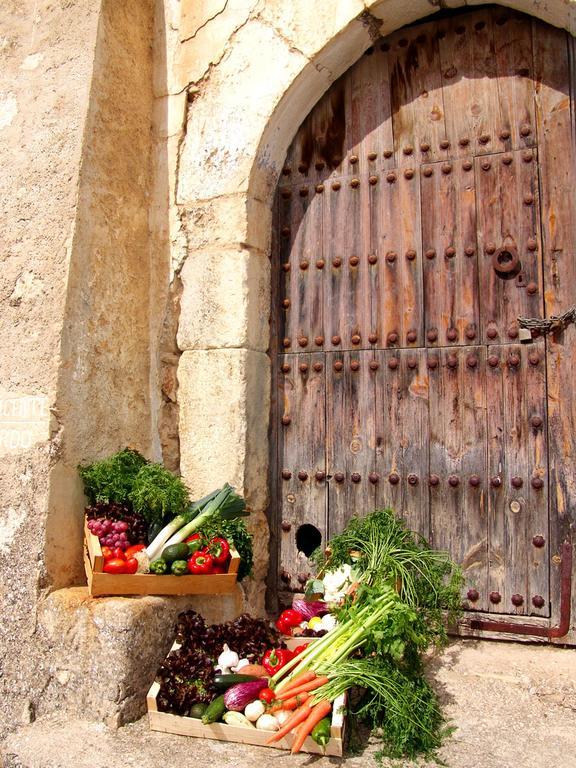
[277,353,326,593]
[428,346,488,611]
[374,349,430,538]
[420,157,478,346]
[475,148,543,343]
[533,21,576,641]
[388,23,447,167]
[326,350,376,536]
[370,167,423,348]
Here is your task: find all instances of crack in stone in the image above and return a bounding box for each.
[358,9,383,42]
[253,14,310,61]
[180,0,230,43]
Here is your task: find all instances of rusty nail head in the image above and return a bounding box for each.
[532,595,545,608]
[459,137,470,147]
[332,335,341,345]
[427,356,439,369]
[368,333,378,344]
[481,160,492,171]
[351,472,361,483]
[526,281,538,295]
[465,245,475,256]
[315,161,325,170]
[389,472,400,485]
[462,160,473,171]
[332,181,341,191]
[491,476,502,488]
[446,328,458,342]
[420,142,431,152]
[315,184,324,194]
[404,169,414,179]
[447,353,458,368]
[388,357,399,370]
[368,151,378,161]
[368,472,379,484]
[298,337,309,348]
[408,473,418,485]
[508,325,519,339]
[282,166,291,176]
[499,129,511,140]
[387,332,399,344]
[334,472,345,483]
[528,352,540,365]
[315,470,326,482]
[283,338,291,348]
[281,521,292,532]
[299,187,308,197]
[511,476,523,488]
[508,352,520,366]
[531,414,543,428]
[316,259,325,269]
[520,124,532,137]
[425,248,436,259]
[280,570,290,582]
[407,329,417,343]
[479,134,490,144]
[502,154,513,165]
[300,260,309,270]
[349,255,360,267]
[281,415,291,426]
[314,336,324,346]
[349,154,359,164]
[299,362,309,373]
[298,470,308,481]
[488,354,502,368]
[485,243,496,255]
[313,361,323,372]
[406,249,417,261]
[523,193,534,205]
[282,299,290,309]
[297,573,308,584]
[369,175,378,186]
[527,237,538,251]
[490,591,502,604]
[282,262,291,272]
[370,360,379,371]
[448,475,460,487]
[350,178,360,188]
[407,356,418,369]
[465,326,476,340]
[281,469,292,480]
[386,172,397,183]
[351,360,360,371]
[531,476,544,489]
[386,251,397,263]
[511,594,524,606]
[487,327,498,339]
[445,246,456,258]
[368,254,378,264]
[440,139,450,149]
[403,145,413,155]
[427,328,438,342]
[423,166,433,177]
[281,189,291,199]
[383,149,393,158]
[522,149,533,162]
[442,163,452,175]
[334,360,343,372]
[469,475,481,487]
[466,354,478,368]
[298,163,308,173]
[281,226,290,236]
[467,588,480,601]
[281,363,291,373]
[351,333,361,345]
[429,474,440,486]
[332,257,342,268]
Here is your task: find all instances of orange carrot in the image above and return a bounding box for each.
[269,691,310,713]
[266,701,312,744]
[275,669,316,695]
[290,700,333,754]
[277,675,329,700]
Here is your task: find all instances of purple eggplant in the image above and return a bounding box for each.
[223,679,269,711]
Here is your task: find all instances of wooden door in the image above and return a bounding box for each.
[271,8,576,640]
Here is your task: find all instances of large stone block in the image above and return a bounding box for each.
[177,248,270,353]
[37,587,244,726]
[178,349,270,511]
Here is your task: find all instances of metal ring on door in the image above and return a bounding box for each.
[492,245,521,276]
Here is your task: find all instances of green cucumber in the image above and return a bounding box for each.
[161,543,191,563]
[213,673,261,689]
[201,694,226,724]
[189,702,208,719]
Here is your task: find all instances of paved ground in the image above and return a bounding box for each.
[3,640,576,768]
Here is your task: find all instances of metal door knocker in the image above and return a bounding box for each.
[492,245,521,277]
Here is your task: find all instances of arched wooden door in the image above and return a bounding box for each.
[271,7,576,639]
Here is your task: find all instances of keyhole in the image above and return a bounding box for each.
[497,250,513,266]
[296,524,322,557]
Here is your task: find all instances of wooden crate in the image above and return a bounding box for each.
[147,644,345,756]
[84,520,240,597]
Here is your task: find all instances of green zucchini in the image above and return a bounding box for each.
[161,543,190,563]
[189,702,208,719]
[213,673,261,690]
[201,694,227,724]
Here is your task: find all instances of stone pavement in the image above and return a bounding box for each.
[3,640,576,768]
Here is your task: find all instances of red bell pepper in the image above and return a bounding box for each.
[187,550,213,575]
[261,648,294,675]
[292,644,309,656]
[208,536,230,565]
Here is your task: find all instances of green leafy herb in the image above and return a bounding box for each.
[129,463,190,526]
[78,448,147,504]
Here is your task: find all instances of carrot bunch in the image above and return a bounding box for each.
[266,698,332,754]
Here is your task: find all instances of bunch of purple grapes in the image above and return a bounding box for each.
[87,518,130,549]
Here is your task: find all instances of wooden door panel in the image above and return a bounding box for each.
[420,158,479,347]
[277,354,326,593]
[277,183,323,353]
[369,167,423,349]
[326,351,376,536]
[428,346,488,611]
[374,349,430,538]
[475,148,543,343]
[387,25,447,167]
[323,176,370,351]
[486,343,549,616]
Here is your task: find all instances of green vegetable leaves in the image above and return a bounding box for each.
[78,448,147,504]
[129,463,190,525]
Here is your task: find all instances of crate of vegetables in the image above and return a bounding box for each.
[146,610,345,756]
[79,449,252,597]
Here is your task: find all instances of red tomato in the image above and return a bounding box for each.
[101,546,114,561]
[112,547,126,560]
[103,558,127,574]
[124,544,145,559]
[124,558,138,574]
[258,687,276,704]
